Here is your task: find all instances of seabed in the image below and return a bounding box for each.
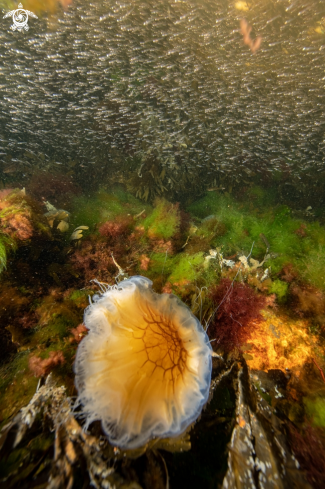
[0,183,324,488]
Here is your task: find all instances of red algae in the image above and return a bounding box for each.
[209,278,266,352]
[98,216,133,241]
[279,263,299,283]
[70,238,117,285]
[0,189,14,200]
[140,254,150,271]
[152,239,173,253]
[70,323,88,343]
[8,213,33,240]
[290,284,325,319]
[289,424,325,488]
[29,350,65,377]
[294,223,308,238]
[162,282,173,294]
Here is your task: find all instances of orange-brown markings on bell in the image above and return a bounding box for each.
[83,297,193,397]
[130,301,189,392]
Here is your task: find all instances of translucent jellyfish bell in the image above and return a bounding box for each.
[74,275,212,449]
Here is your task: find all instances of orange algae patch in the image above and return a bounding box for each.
[245,310,315,372]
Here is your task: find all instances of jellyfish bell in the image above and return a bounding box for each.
[74,275,212,450]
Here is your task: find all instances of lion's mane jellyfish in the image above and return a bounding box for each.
[74,275,212,449]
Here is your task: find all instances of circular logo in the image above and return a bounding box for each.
[12,8,29,31]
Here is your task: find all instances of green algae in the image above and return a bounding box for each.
[143,199,180,240]
[0,289,86,427]
[70,189,150,229]
[0,234,9,273]
[145,251,175,277]
[270,279,289,303]
[300,245,325,290]
[188,193,253,255]
[70,193,121,229]
[142,251,211,296]
[31,302,80,347]
[304,397,325,428]
[187,192,325,290]
[168,253,205,285]
[32,318,71,345]
[196,216,222,238]
[0,352,38,425]
[68,289,92,308]
[246,185,278,207]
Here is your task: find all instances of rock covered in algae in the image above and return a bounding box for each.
[0,358,315,489]
[222,365,312,489]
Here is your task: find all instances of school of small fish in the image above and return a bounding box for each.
[0,0,324,183]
